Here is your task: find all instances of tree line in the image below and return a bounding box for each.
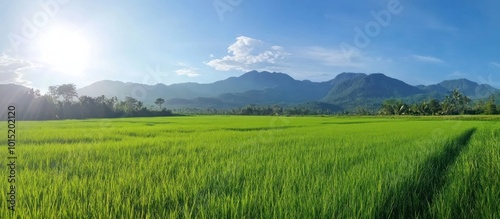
[172,103,342,116]
[5,84,173,120]
[378,89,498,115]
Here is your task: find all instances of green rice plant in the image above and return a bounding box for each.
[429,124,500,218]
[0,116,498,218]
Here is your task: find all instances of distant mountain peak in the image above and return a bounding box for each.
[370,73,393,78]
[331,72,367,86]
[237,70,296,83]
[419,78,497,98]
[240,70,292,77]
[322,72,425,105]
[438,78,479,90]
[440,78,478,84]
[334,72,367,78]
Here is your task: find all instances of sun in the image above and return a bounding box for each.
[37,27,92,76]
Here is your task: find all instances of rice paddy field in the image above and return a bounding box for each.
[1,116,499,218]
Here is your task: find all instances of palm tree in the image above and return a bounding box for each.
[397,102,409,115]
[409,104,419,115]
[484,95,497,115]
[450,89,470,114]
[442,89,470,115]
[428,99,441,115]
[440,101,453,115]
[379,99,396,115]
[419,101,430,115]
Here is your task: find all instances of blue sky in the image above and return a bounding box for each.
[1,0,500,92]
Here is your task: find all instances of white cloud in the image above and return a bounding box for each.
[206,36,289,71]
[302,46,365,67]
[490,62,500,68]
[175,64,200,77]
[0,55,34,85]
[176,69,200,77]
[412,55,445,63]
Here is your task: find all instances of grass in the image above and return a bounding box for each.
[1,116,499,218]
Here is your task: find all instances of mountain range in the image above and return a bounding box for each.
[78,71,499,110]
[2,71,499,112]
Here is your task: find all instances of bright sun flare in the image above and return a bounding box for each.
[37,27,91,76]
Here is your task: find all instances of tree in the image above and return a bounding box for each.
[79,96,98,118]
[441,89,471,115]
[428,99,441,115]
[272,104,283,115]
[57,84,78,102]
[116,96,143,115]
[154,98,165,109]
[26,88,41,98]
[48,86,59,100]
[94,95,118,117]
[448,89,470,114]
[379,99,407,115]
[49,84,78,102]
[397,102,409,115]
[409,104,420,115]
[440,101,453,115]
[379,99,397,115]
[484,95,497,115]
[471,100,485,115]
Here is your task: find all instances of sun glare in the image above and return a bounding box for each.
[37,27,91,76]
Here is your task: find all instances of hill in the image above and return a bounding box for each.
[321,73,425,108]
[416,79,496,98]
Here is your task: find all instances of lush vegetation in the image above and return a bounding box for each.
[1,84,173,120]
[1,116,499,218]
[175,102,342,116]
[379,89,498,116]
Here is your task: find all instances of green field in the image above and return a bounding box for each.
[1,116,499,218]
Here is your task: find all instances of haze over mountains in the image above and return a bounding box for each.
[2,71,499,111]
